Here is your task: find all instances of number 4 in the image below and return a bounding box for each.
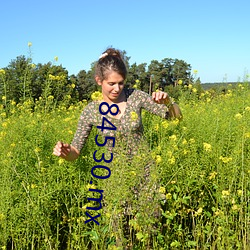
[97,117,116,132]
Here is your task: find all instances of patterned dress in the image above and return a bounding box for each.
[72,88,170,236]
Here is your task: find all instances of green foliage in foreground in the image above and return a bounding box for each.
[0,83,249,249]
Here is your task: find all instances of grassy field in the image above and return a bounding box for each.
[0,83,249,249]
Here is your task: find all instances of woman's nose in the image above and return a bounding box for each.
[114,84,120,92]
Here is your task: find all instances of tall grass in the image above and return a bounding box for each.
[0,83,249,249]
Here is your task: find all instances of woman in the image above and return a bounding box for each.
[53,47,182,247]
[53,48,182,159]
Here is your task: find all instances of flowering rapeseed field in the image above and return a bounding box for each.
[0,82,249,249]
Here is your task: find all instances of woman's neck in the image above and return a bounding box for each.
[103,89,126,104]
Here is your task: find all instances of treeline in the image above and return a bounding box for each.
[0,51,200,105]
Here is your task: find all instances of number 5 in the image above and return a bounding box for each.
[95,135,115,147]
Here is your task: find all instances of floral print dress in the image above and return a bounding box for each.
[72,88,170,228]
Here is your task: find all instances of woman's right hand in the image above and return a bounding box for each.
[53,141,71,158]
[53,141,80,161]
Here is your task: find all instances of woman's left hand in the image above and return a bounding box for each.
[152,91,171,104]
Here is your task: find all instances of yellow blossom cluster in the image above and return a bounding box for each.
[158,186,166,194]
[178,79,183,85]
[48,74,66,81]
[208,171,217,180]
[91,91,103,101]
[234,113,243,120]
[0,69,6,75]
[222,190,230,197]
[219,156,232,164]
[161,120,168,129]
[203,142,212,152]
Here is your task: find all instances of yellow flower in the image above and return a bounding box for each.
[192,88,197,93]
[154,123,159,131]
[188,84,193,89]
[182,139,187,145]
[91,91,103,101]
[168,156,175,165]
[245,106,250,112]
[155,155,162,164]
[237,189,243,196]
[130,171,136,176]
[71,83,76,89]
[31,184,37,189]
[135,79,140,83]
[171,119,179,126]
[28,42,32,47]
[0,69,6,75]
[222,190,230,197]
[0,213,5,221]
[2,122,7,128]
[105,212,111,218]
[165,193,172,199]
[58,158,64,165]
[178,79,183,85]
[34,147,41,153]
[232,204,239,211]
[162,120,168,129]
[159,186,166,194]
[189,138,195,144]
[54,56,58,62]
[195,207,203,216]
[48,95,54,100]
[130,111,138,121]
[2,96,6,100]
[133,84,138,89]
[31,63,36,69]
[203,142,212,152]
[208,171,217,180]
[234,113,242,120]
[48,74,55,80]
[10,100,16,105]
[169,134,177,141]
[193,69,198,74]
[245,132,250,138]
[219,156,232,164]
[214,209,223,216]
[86,183,96,190]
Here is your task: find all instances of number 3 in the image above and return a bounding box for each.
[93,150,113,163]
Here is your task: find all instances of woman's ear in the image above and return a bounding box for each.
[95,76,102,86]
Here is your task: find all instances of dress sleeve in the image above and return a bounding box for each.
[136,90,170,119]
[71,103,94,152]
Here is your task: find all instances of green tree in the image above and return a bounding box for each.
[4,55,33,102]
[76,68,98,101]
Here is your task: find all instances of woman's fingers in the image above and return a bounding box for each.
[152,91,170,104]
[53,141,70,157]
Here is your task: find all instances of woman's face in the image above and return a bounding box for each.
[96,71,125,102]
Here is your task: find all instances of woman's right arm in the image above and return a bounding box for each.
[53,141,80,161]
[53,103,95,161]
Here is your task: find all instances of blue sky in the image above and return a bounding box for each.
[1,0,249,83]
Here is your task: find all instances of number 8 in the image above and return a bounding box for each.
[99,102,119,116]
